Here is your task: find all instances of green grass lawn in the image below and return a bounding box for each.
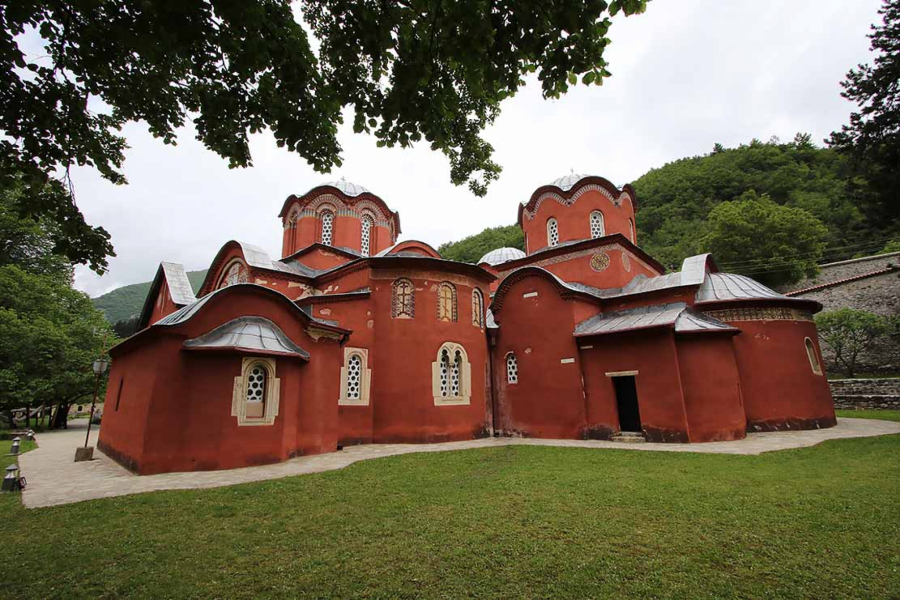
[1,433,898,599]
[836,409,900,422]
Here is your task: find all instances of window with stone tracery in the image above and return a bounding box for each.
[339,348,371,405]
[232,358,280,424]
[432,342,470,405]
[805,338,823,375]
[547,218,559,247]
[437,282,457,322]
[471,288,484,328]
[506,353,518,384]
[361,216,373,256]
[392,278,415,318]
[321,210,334,246]
[218,260,249,289]
[590,211,605,239]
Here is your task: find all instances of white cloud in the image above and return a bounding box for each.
[72,0,883,297]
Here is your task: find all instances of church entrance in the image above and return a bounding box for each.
[612,375,642,432]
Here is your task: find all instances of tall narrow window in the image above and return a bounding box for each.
[471,288,484,328]
[547,218,559,247]
[361,216,373,256]
[506,353,518,384]
[321,210,334,246]
[392,278,415,318]
[439,348,451,397]
[437,282,457,322]
[245,363,267,418]
[339,348,372,405]
[805,338,822,375]
[115,377,124,411]
[450,349,462,396]
[590,211,605,238]
[628,218,635,244]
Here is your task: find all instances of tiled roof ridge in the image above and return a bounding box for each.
[785,265,898,297]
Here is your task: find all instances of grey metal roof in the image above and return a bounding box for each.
[695,273,787,303]
[479,247,526,266]
[183,316,309,359]
[574,302,736,337]
[485,308,498,329]
[550,173,593,191]
[301,178,370,198]
[232,241,317,278]
[160,262,197,306]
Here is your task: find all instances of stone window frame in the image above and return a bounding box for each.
[320,209,335,246]
[437,282,458,322]
[217,258,249,289]
[506,352,518,384]
[339,347,372,406]
[360,215,374,257]
[628,218,635,244]
[231,357,280,426]
[590,210,605,239]
[804,337,823,376]
[471,288,484,328]
[547,217,559,247]
[431,342,471,406]
[392,278,415,318]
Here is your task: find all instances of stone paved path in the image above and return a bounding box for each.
[19,418,900,509]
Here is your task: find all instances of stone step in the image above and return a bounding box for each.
[611,432,646,443]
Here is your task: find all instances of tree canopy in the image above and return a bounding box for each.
[815,308,891,378]
[438,224,524,264]
[630,135,892,280]
[1,0,648,273]
[828,0,900,228]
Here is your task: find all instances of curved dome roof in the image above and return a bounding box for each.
[549,173,594,192]
[695,273,787,303]
[320,178,370,197]
[479,247,526,266]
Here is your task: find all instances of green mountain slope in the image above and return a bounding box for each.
[92,269,207,324]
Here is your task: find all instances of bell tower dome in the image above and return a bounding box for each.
[517,174,638,255]
[278,179,401,258]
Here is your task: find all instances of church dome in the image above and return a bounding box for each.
[479,247,526,266]
[320,178,370,197]
[549,173,593,192]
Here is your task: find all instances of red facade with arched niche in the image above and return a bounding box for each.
[100,174,835,475]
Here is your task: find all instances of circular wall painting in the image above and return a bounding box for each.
[590,252,611,272]
[622,252,632,272]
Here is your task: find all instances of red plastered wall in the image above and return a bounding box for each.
[676,334,746,442]
[523,190,637,254]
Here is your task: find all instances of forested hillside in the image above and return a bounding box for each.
[92,269,207,324]
[439,135,897,285]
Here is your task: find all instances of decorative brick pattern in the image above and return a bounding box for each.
[703,307,813,322]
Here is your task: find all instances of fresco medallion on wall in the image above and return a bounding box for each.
[621,252,632,272]
[590,252,611,272]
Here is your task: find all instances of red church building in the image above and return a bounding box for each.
[99,175,836,474]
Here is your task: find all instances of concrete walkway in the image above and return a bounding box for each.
[19,418,900,509]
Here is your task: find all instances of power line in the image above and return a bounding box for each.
[716,236,896,269]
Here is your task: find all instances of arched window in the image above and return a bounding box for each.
[232,357,280,425]
[805,338,823,375]
[590,211,605,239]
[547,218,559,247]
[244,362,267,418]
[471,288,484,328]
[437,282,457,322]
[321,210,334,246]
[432,342,471,405]
[628,218,635,244]
[218,259,248,289]
[339,347,372,405]
[392,278,415,318]
[506,353,518,384]
[360,216,374,256]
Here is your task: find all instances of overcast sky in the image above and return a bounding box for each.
[69,0,884,297]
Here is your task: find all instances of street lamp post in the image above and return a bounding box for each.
[75,358,108,462]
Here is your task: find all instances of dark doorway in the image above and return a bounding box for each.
[613,376,642,432]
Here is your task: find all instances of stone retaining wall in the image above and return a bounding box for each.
[783,253,900,375]
[829,378,900,410]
